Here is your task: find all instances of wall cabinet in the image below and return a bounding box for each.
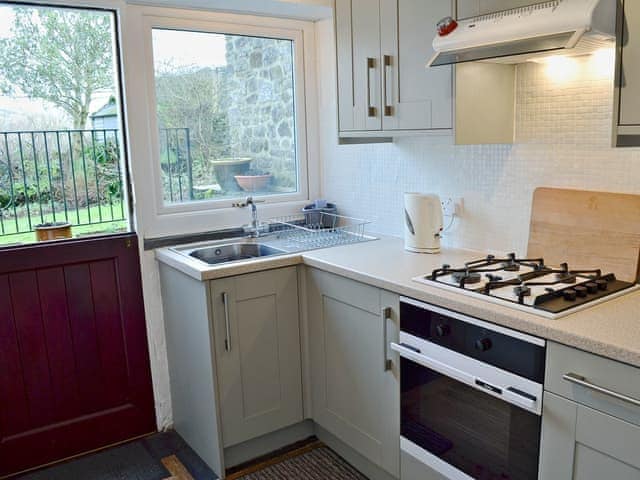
[306,268,400,477]
[335,0,453,138]
[615,0,640,146]
[211,267,303,448]
[539,342,640,478]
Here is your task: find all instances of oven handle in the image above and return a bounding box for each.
[390,342,474,386]
[390,342,538,413]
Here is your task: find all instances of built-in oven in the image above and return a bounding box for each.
[392,297,546,480]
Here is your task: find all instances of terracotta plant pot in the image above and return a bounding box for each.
[211,157,252,192]
[34,222,72,241]
[234,174,273,192]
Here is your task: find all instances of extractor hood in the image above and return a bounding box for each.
[428,0,616,67]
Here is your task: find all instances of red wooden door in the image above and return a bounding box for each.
[0,234,156,477]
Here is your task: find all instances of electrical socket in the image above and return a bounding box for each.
[442,197,463,217]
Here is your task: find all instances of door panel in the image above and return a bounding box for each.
[212,267,303,448]
[307,268,400,477]
[575,404,640,473]
[236,294,282,418]
[37,267,82,421]
[0,234,156,477]
[380,0,453,131]
[620,0,640,125]
[336,0,356,131]
[350,0,382,131]
[539,391,640,479]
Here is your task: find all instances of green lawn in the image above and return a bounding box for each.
[0,202,128,245]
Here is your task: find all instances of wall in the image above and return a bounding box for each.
[316,19,640,255]
[225,35,297,189]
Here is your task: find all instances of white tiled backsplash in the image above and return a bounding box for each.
[317,27,640,254]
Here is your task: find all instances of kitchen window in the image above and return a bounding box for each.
[144,16,311,213]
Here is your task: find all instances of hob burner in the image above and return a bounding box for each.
[452,271,482,284]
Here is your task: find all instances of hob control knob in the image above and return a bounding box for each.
[563,289,577,301]
[596,279,609,291]
[586,282,599,294]
[574,286,588,298]
[475,338,492,352]
[435,324,451,337]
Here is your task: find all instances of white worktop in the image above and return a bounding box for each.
[156,235,640,368]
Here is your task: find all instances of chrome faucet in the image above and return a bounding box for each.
[233,196,266,237]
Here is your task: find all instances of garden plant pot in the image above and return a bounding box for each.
[234,173,273,192]
[34,222,72,241]
[211,158,252,192]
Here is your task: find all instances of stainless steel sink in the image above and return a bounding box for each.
[187,242,286,265]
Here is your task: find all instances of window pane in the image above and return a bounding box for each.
[0,3,128,246]
[152,28,298,205]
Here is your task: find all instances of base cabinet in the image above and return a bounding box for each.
[540,342,640,479]
[307,268,400,477]
[540,392,640,479]
[159,264,304,477]
[211,267,303,448]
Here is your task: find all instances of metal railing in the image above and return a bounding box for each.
[160,127,194,203]
[0,129,127,237]
[0,127,195,239]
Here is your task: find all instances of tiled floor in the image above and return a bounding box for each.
[15,431,215,480]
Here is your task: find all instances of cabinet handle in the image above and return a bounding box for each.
[382,307,393,371]
[383,55,393,117]
[366,57,377,118]
[222,292,231,352]
[563,373,640,407]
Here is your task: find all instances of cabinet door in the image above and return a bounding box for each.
[307,268,399,477]
[211,267,303,448]
[380,0,453,131]
[540,392,640,479]
[335,0,382,132]
[619,0,640,126]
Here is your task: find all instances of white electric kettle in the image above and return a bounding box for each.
[404,193,443,254]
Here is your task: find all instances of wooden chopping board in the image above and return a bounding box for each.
[527,187,640,283]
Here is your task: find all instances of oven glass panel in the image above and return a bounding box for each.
[401,358,541,480]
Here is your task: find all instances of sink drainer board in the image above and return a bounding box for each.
[270,213,371,249]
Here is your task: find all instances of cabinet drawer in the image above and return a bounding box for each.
[545,342,640,425]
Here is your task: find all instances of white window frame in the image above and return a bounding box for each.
[123,5,320,237]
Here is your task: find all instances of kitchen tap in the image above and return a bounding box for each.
[233,196,267,237]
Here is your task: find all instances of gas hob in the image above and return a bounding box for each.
[413,253,639,319]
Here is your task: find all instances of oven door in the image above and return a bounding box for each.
[391,341,542,480]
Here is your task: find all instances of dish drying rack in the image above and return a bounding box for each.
[269,213,371,249]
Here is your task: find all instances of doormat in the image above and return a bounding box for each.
[14,431,212,480]
[226,440,367,480]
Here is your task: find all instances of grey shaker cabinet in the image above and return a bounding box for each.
[539,342,640,479]
[335,0,453,136]
[210,267,303,448]
[540,392,640,479]
[306,268,400,477]
[616,0,640,145]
